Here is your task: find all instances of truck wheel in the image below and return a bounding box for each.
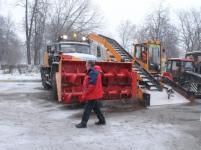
[42,81,51,90]
[52,73,58,100]
[41,68,51,90]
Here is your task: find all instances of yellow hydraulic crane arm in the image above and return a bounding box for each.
[88,33,122,62]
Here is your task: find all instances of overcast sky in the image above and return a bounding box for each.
[92,0,201,37]
[1,0,201,40]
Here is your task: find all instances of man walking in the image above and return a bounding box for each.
[76,60,106,128]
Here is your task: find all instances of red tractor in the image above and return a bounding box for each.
[163,58,194,81]
[162,58,201,98]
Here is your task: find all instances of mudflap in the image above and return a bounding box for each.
[52,73,58,100]
[140,93,150,107]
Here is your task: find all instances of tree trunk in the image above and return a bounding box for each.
[25,0,31,64]
[26,40,31,64]
[34,16,37,65]
[34,49,38,65]
[34,43,40,65]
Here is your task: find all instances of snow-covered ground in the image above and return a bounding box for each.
[0,82,42,94]
[0,82,200,150]
[149,90,189,106]
[0,73,41,81]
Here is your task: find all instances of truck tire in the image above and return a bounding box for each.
[52,73,58,100]
[42,81,51,90]
[41,68,51,90]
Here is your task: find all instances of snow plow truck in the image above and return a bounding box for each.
[40,33,150,106]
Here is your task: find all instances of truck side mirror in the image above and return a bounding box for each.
[97,46,101,57]
[49,45,56,53]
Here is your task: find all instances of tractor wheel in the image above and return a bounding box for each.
[52,73,58,100]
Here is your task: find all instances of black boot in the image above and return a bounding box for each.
[95,120,106,125]
[75,122,87,128]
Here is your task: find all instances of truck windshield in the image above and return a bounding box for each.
[135,46,141,59]
[148,44,160,71]
[149,44,160,65]
[183,61,194,71]
[60,44,90,54]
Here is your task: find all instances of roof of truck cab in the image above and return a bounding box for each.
[57,41,89,46]
[168,58,194,62]
[186,51,201,55]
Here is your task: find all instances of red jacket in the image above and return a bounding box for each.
[82,65,103,101]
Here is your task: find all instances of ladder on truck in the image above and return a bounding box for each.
[98,34,133,62]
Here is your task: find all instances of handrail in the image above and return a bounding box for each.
[99,34,133,59]
[88,33,122,62]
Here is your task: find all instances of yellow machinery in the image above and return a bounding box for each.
[132,40,163,91]
[133,40,164,75]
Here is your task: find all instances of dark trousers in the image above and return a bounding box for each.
[81,100,105,125]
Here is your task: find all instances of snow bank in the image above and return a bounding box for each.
[0,73,41,81]
[148,89,189,106]
[0,82,42,94]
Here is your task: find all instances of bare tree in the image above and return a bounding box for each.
[178,8,201,52]
[135,6,179,58]
[117,20,136,50]
[18,0,49,65]
[0,15,22,65]
[18,0,102,65]
[25,0,38,64]
[46,0,102,42]
[32,0,49,65]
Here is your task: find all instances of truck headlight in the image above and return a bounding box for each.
[82,37,87,41]
[63,35,68,40]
